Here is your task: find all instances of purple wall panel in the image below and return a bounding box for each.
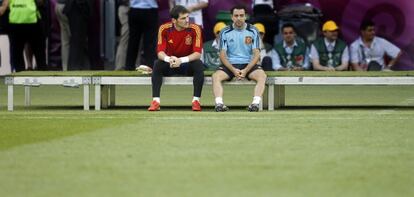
[162,0,414,69]
[49,0,413,69]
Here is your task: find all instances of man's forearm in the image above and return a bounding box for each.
[351,63,364,71]
[187,2,208,12]
[244,50,260,72]
[387,52,402,68]
[183,52,201,62]
[245,58,259,72]
[335,63,349,71]
[220,51,235,71]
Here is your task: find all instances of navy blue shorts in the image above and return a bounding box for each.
[217,64,262,81]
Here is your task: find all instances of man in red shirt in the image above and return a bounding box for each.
[148,5,204,111]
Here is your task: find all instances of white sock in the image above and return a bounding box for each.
[192,97,200,102]
[215,97,223,105]
[153,97,160,103]
[252,96,261,104]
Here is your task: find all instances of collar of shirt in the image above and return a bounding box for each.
[324,38,336,48]
[283,40,298,49]
[357,36,378,48]
[212,39,219,49]
[232,23,247,31]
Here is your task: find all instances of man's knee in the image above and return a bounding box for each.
[190,60,204,71]
[212,71,222,82]
[152,60,169,76]
[251,70,267,83]
[212,71,228,82]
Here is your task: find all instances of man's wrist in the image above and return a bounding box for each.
[179,56,189,63]
[163,56,171,63]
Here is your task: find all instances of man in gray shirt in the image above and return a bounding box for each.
[350,20,401,71]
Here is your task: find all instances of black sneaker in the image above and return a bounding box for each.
[215,103,229,112]
[248,103,259,112]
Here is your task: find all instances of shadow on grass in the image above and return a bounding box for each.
[277,105,414,110]
[6,105,414,111]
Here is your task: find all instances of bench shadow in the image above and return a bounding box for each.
[7,105,414,111]
[277,105,414,110]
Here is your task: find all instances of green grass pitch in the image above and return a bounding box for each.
[0,78,413,196]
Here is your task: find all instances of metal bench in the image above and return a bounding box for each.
[92,76,266,110]
[5,74,93,111]
[267,76,414,110]
[5,71,414,111]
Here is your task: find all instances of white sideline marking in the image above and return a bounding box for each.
[0,116,413,120]
[376,110,395,115]
[376,97,414,115]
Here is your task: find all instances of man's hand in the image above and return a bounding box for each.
[326,67,336,71]
[232,68,242,80]
[169,56,180,68]
[292,66,304,71]
[239,68,248,79]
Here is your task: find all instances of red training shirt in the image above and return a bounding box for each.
[157,22,203,57]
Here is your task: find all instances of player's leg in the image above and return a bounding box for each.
[149,60,170,111]
[212,68,231,111]
[247,67,267,112]
[187,60,204,111]
[187,60,204,98]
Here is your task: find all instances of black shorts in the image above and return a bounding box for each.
[217,64,262,81]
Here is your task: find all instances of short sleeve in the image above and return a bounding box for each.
[350,42,361,64]
[157,24,170,53]
[219,30,227,51]
[190,24,203,53]
[382,38,401,58]
[309,44,319,60]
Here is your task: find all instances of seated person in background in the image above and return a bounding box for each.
[148,5,204,112]
[310,20,349,71]
[270,23,309,71]
[169,0,208,27]
[350,20,401,71]
[202,22,226,70]
[212,5,267,112]
[254,23,274,71]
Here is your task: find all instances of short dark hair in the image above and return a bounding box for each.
[231,5,247,15]
[281,23,296,33]
[170,5,189,19]
[360,20,375,31]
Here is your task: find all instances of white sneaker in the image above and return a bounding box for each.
[136,65,152,74]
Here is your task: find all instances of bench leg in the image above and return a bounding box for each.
[102,85,109,109]
[262,84,268,111]
[95,85,101,110]
[109,85,116,107]
[275,85,285,109]
[8,85,13,111]
[83,85,90,110]
[24,86,31,106]
[259,100,263,111]
[268,84,274,111]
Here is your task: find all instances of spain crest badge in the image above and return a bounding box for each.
[245,36,253,45]
[185,34,192,45]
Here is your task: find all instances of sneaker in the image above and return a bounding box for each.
[248,103,259,112]
[136,65,153,74]
[148,100,160,111]
[215,103,229,112]
[192,100,202,111]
